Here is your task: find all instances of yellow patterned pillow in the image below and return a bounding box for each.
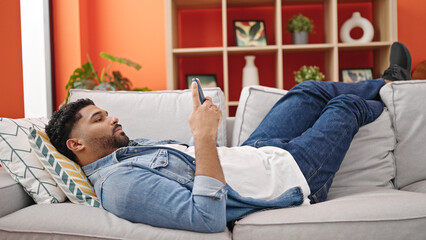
[28,128,101,208]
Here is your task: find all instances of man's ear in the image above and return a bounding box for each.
[66,138,85,153]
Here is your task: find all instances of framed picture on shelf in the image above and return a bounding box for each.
[341,68,374,83]
[234,20,267,47]
[186,74,218,89]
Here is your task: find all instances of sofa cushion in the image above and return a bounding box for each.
[68,88,227,146]
[0,118,66,204]
[0,167,34,217]
[233,187,426,240]
[233,85,396,189]
[28,128,101,208]
[380,80,426,189]
[0,203,232,240]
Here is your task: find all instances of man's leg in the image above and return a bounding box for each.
[242,79,386,145]
[246,94,384,203]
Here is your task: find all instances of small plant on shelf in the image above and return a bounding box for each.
[287,14,314,44]
[65,52,150,103]
[294,65,325,84]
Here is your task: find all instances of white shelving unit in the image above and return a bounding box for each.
[166,0,398,116]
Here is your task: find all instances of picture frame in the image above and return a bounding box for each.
[234,20,267,47]
[186,74,218,89]
[341,68,374,83]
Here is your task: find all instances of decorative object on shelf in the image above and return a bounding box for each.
[66,52,148,103]
[294,65,325,84]
[186,74,217,88]
[340,12,374,43]
[341,68,373,83]
[287,14,314,44]
[242,55,260,87]
[234,20,267,47]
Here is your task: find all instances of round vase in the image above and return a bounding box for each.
[292,31,308,44]
[242,55,259,87]
[340,12,374,43]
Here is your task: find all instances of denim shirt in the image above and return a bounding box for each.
[82,138,304,233]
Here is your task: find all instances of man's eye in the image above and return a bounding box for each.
[95,118,102,122]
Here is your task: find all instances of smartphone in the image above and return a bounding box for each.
[192,78,205,104]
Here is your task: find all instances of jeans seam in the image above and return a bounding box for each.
[311,174,334,202]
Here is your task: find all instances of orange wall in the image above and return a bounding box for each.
[52,0,166,108]
[2,1,426,117]
[397,0,426,71]
[0,0,24,118]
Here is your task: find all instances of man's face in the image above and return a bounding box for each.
[70,105,129,157]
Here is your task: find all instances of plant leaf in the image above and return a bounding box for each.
[235,26,247,38]
[100,52,141,70]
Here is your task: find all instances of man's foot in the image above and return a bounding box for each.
[382,42,412,81]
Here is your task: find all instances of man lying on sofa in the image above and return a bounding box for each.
[45,42,412,233]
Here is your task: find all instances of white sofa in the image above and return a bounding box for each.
[1,81,426,239]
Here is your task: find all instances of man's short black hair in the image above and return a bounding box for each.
[45,98,95,161]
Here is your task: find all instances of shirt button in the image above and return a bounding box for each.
[192,161,196,164]
[221,189,225,193]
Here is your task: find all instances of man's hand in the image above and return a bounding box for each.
[188,82,225,185]
[188,82,222,141]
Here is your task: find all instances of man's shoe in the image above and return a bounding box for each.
[382,42,412,81]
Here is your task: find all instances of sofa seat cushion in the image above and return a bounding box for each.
[68,88,227,146]
[0,167,33,217]
[233,187,426,240]
[0,203,232,240]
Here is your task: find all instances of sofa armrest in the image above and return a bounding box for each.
[0,167,34,217]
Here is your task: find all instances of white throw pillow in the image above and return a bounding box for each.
[68,88,227,146]
[380,80,426,189]
[233,84,396,189]
[0,118,66,203]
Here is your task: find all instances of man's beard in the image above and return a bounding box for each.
[89,129,130,158]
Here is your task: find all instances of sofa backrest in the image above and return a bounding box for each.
[380,80,426,189]
[233,85,396,189]
[68,88,228,146]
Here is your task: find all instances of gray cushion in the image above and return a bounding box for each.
[68,88,227,146]
[402,180,426,194]
[380,80,426,188]
[233,187,426,240]
[233,85,396,189]
[0,167,33,217]
[0,203,231,240]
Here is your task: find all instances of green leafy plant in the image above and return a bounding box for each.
[294,65,325,83]
[287,14,314,33]
[66,52,148,102]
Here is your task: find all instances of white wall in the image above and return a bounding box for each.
[20,0,52,118]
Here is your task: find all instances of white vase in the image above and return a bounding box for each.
[340,12,374,43]
[242,55,259,87]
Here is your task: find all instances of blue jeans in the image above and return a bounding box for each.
[242,79,386,203]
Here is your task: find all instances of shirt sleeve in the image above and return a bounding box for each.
[192,175,227,200]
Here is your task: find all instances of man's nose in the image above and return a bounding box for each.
[110,116,119,125]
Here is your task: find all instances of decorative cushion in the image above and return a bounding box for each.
[380,80,426,189]
[28,128,101,208]
[233,84,396,189]
[232,86,287,146]
[68,88,227,146]
[0,118,66,204]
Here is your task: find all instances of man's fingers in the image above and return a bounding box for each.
[192,82,201,110]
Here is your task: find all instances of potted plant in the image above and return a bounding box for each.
[294,65,325,84]
[287,14,314,44]
[65,52,149,103]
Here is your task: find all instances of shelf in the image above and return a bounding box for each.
[283,43,334,52]
[173,47,224,56]
[166,0,397,116]
[227,46,279,54]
